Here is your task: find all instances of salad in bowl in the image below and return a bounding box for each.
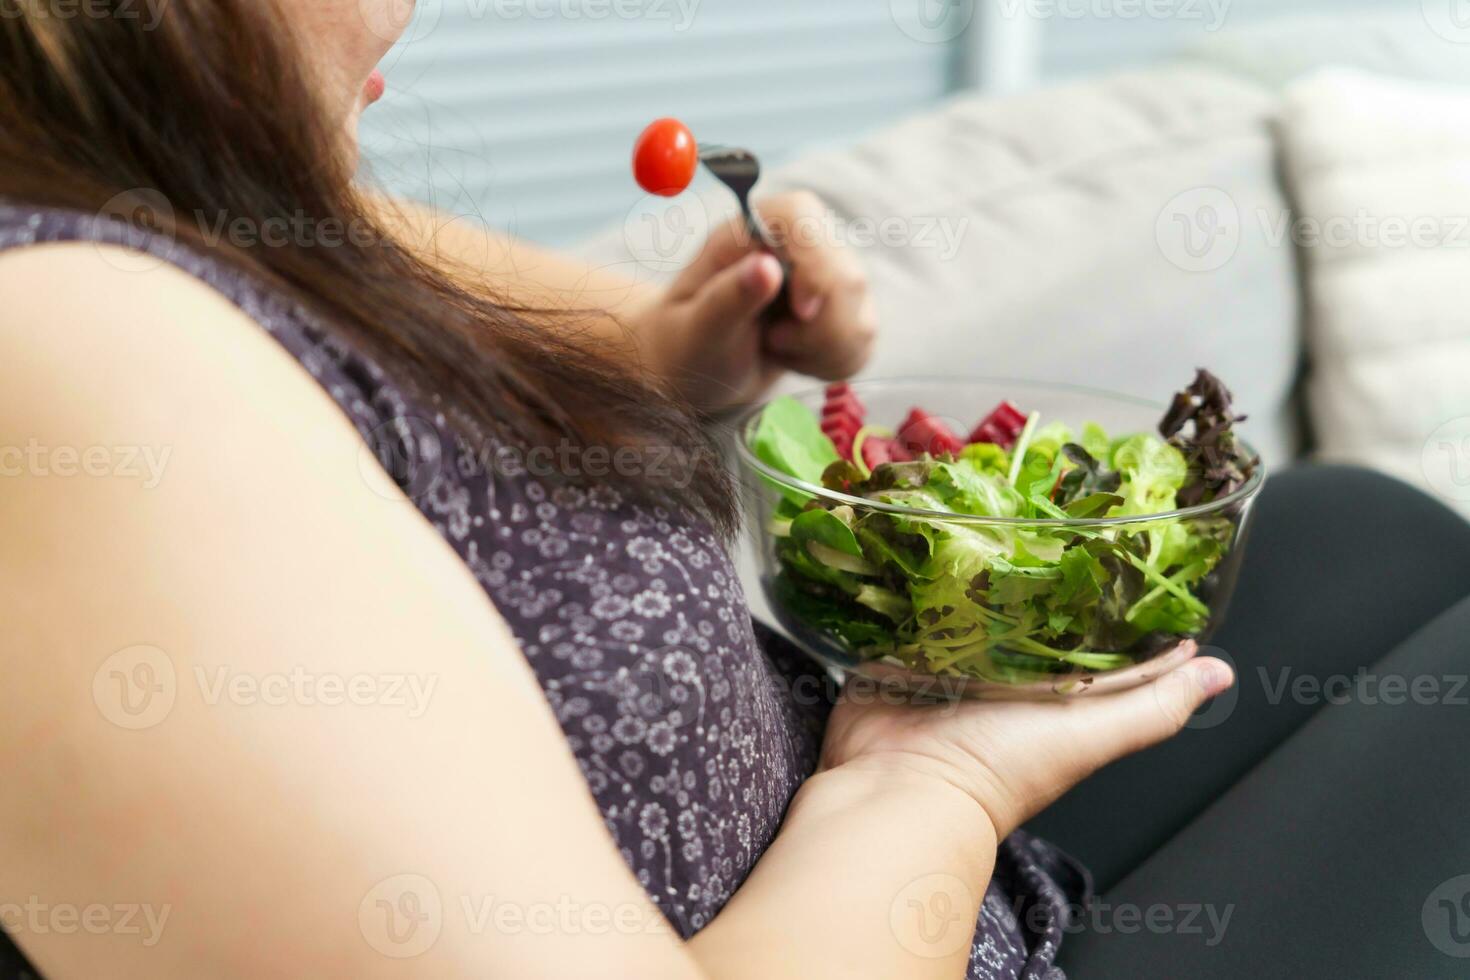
[737,372,1263,698]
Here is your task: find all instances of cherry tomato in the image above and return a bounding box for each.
[633,118,698,197]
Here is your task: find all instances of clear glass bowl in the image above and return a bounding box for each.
[735,377,1265,700]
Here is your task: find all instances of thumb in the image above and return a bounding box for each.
[685,253,783,329]
[1082,653,1236,765]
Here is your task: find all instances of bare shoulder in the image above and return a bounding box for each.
[0,238,488,622]
[0,238,516,692]
[0,246,681,976]
[0,241,276,394]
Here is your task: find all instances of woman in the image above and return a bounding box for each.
[3,3,1467,979]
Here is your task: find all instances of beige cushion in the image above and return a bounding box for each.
[1277,70,1470,513]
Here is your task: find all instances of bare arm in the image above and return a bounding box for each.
[0,246,1228,979]
[365,190,878,411]
[367,191,658,328]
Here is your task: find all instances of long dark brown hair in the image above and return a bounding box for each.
[0,0,737,532]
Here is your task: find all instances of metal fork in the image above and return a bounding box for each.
[699,144,793,323]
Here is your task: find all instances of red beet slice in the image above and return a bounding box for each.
[861,436,892,469]
[820,382,868,462]
[967,401,1028,449]
[898,408,964,457]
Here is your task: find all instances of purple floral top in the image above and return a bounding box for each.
[0,203,1087,979]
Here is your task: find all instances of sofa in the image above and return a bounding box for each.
[578,12,1470,618]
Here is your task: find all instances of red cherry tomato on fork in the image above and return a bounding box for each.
[633,118,698,197]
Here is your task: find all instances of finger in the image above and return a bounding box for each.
[1076,653,1236,770]
[764,279,878,380]
[755,191,832,320]
[668,213,761,301]
[686,252,784,329]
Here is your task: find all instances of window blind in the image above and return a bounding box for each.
[358,0,957,245]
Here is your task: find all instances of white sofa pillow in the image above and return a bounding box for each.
[1277,70,1470,513]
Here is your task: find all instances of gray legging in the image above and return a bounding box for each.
[1026,465,1470,977]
